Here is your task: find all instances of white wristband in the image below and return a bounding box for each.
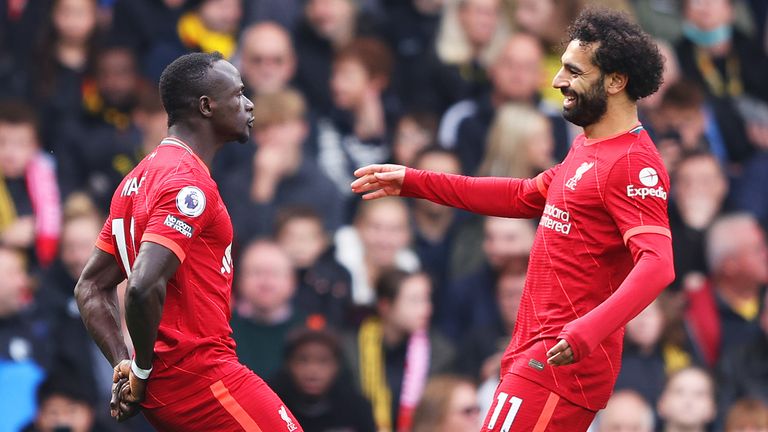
[131,359,152,380]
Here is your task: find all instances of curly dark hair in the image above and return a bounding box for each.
[567,8,664,101]
[158,51,224,126]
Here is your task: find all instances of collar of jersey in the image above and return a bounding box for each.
[583,123,643,146]
[159,137,211,176]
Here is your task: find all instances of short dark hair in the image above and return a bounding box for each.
[567,8,664,101]
[284,327,343,362]
[274,206,324,237]
[660,81,705,111]
[158,52,224,126]
[375,269,430,304]
[335,37,394,82]
[0,100,39,132]
[412,146,461,170]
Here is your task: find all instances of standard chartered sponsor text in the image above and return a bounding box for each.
[540,204,572,235]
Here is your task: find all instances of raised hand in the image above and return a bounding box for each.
[350,164,407,200]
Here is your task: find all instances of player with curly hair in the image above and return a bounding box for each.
[352,8,672,431]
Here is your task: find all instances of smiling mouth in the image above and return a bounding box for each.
[563,94,577,109]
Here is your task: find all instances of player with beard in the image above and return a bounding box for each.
[74,52,304,431]
[352,9,671,432]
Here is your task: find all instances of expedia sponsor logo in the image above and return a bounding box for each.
[164,214,194,238]
[626,184,667,200]
[540,204,571,235]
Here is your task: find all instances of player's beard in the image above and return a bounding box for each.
[562,74,608,128]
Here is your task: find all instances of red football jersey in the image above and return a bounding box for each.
[95,137,240,408]
[401,125,671,410]
[503,125,670,410]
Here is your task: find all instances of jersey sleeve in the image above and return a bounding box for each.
[95,216,115,255]
[400,164,561,219]
[141,180,213,262]
[604,150,671,244]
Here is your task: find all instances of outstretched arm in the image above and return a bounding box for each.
[75,248,129,367]
[351,164,557,219]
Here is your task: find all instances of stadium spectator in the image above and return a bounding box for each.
[686,213,767,366]
[594,390,655,432]
[130,87,167,157]
[28,0,100,145]
[108,0,189,80]
[410,147,462,298]
[176,0,242,59]
[440,217,534,341]
[220,89,343,244]
[649,82,730,169]
[293,0,381,114]
[424,0,509,114]
[274,207,354,329]
[0,101,61,268]
[411,375,481,432]
[657,367,717,432]
[725,399,768,432]
[230,240,307,380]
[0,246,53,432]
[457,270,524,381]
[614,296,699,409]
[237,22,297,97]
[676,0,768,162]
[335,196,419,306]
[637,39,681,116]
[391,112,439,167]
[21,374,102,432]
[510,0,582,106]
[734,150,768,231]
[477,103,556,179]
[382,0,443,111]
[718,289,768,418]
[270,327,376,431]
[315,37,394,209]
[438,33,570,169]
[669,151,728,288]
[343,270,454,432]
[55,45,146,212]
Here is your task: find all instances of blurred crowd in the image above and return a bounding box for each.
[1,0,768,431]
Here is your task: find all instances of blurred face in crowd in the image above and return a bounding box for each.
[61,216,101,280]
[97,48,139,109]
[497,272,525,328]
[684,0,733,31]
[440,382,481,432]
[199,0,242,34]
[0,122,38,178]
[413,0,444,15]
[491,34,544,103]
[393,118,435,167]
[277,217,328,269]
[483,217,535,271]
[35,395,95,432]
[626,300,664,353]
[331,58,371,110]
[384,273,432,334]
[240,24,296,95]
[514,0,555,40]
[721,221,768,285]
[655,105,706,152]
[133,107,169,153]
[598,391,654,432]
[288,341,339,397]
[53,0,97,44]
[255,118,307,157]
[552,40,609,128]
[458,0,500,48]
[0,248,29,319]
[412,152,461,218]
[673,156,727,215]
[306,0,356,41]
[356,199,411,268]
[237,242,296,313]
[658,368,716,429]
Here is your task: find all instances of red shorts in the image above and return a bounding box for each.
[142,367,303,432]
[481,373,596,432]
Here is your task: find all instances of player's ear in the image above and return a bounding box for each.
[606,72,628,95]
[199,95,214,118]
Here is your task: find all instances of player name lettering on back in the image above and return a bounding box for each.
[164,214,194,238]
[540,203,572,235]
[626,185,667,200]
[121,176,145,197]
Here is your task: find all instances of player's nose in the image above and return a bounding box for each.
[552,67,568,89]
[244,96,254,112]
